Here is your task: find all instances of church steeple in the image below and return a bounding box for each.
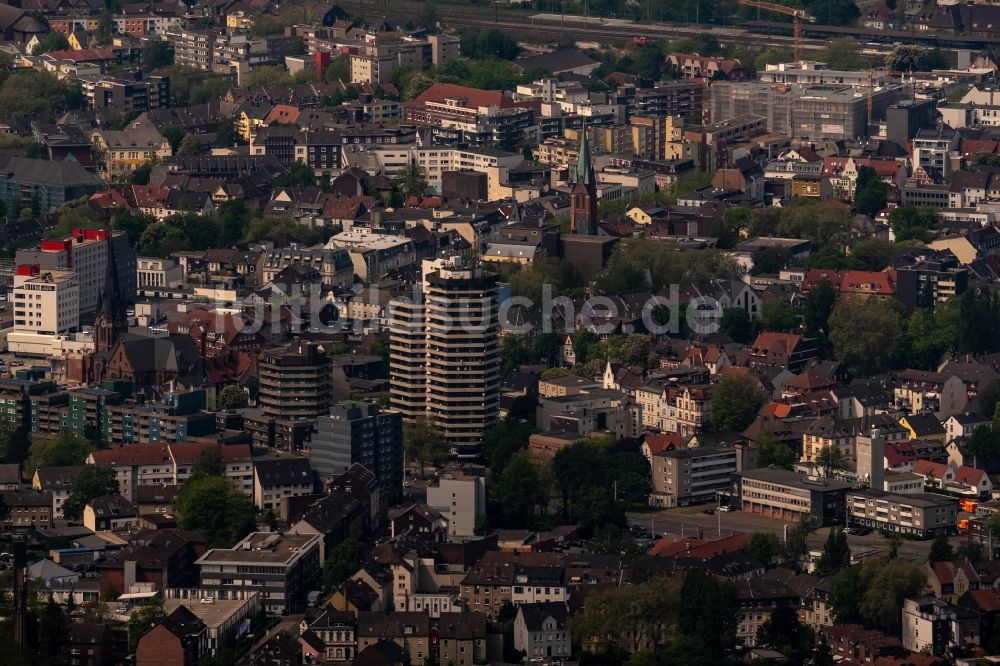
[575,129,595,186]
[570,127,598,235]
[93,229,127,354]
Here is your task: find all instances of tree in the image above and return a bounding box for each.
[783,516,815,570]
[175,475,256,548]
[552,440,607,521]
[493,451,547,528]
[215,116,241,147]
[829,298,902,376]
[756,603,803,653]
[758,298,798,332]
[216,385,249,410]
[500,334,530,377]
[143,40,174,70]
[677,569,738,660]
[277,160,316,188]
[816,527,850,575]
[720,307,755,344]
[817,38,865,70]
[815,445,848,477]
[160,125,187,153]
[746,532,780,568]
[482,419,534,482]
[979,379,1000,417]
[461,28,521,60]
[573,330,599,365]
[324,55,351,82]
[966,425,1000,472]
[31,31,70,55]
[973,152,1000,168]
[833,558,926,632]
[176,133,205,156]
[192,445,224,478]
[25,432,93,477]
[38,594,69,656]
[757,431,796,469]
[859,558,926,632]
[127,598,165,652]
[403,416,448,477]
[396,159,428,198]
[569,577,680,656]
[957,540,985,562]
[803,279,837,340]
[885,45,947,72]
[814,633,835,666]
[710,374,766,432]
[928,532,954,563]
[890,204,939,242]
[854,171,888,217]
[323,537,364,592]
[0,419,29,466]
[0,70,84,119]
[62,466,118,520]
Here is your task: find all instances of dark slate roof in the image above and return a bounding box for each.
[0,156,103,188]
[115,334,203,377]
[158,605,206,642]
[254,457,314,488]
[2,489,51,507]
[298,489,363,533]
[518,601,569,632]
[353,639,410,666]
[38,465,83,490]
[87,494,136,518]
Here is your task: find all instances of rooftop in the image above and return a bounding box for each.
[197,532,320,565]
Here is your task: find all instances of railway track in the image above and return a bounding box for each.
[341,0,835,52]
[343,0,998,58]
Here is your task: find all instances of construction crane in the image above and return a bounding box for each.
[737,0,816,63]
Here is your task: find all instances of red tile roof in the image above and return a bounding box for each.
[914,459,949,479]
[751,332,802,356]
[649,532,750,558]
[884,441,916,467]
[407,82,519,110]
[264,104,300,125]
[839,269,896,296]
[953,464,986,487]
[643,432,685,455]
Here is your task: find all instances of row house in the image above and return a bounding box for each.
[893,369,969,418]
[801,414,907,465]
[86,442,253,502]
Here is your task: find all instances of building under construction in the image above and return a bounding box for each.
[707,80,906,141]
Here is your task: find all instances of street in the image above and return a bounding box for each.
[626,506,950,563]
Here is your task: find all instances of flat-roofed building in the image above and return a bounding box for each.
[847,490,958,538]
[649,447,737,508]
[196,532,322,614]
[734,468,852,526]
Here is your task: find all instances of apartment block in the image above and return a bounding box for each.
[649,447,737,508]
[196,532,322,614]
[847,490,958,538]
[258,340,333,422]
[11,267,78,335]
[389,257,501,456]
[310,401,404,499]
[426,465,487,538]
